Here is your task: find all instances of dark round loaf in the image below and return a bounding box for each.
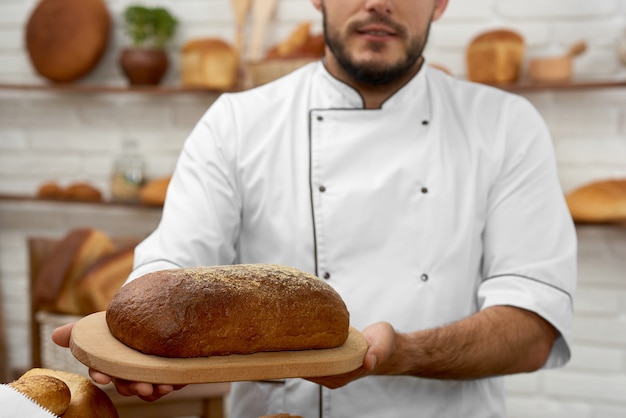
[105,264,350,357]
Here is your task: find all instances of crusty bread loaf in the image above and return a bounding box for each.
[33,228,117,314]
[466,29,524,84]
[37,181,65,200]
[265,22,325,59]
[8,374,71,416]
[106,264,350,357]
[64,182,103,202]
[259,415,303,418]
[181,38,239,90]
[77,245,135,314]
[565,179,626,223]
[21,368,118,418]
[139,175,171,206]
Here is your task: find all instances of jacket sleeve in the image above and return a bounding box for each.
[478,96,577,369]
[128,95,242,282]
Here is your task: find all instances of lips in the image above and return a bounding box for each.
[357,24,397,38]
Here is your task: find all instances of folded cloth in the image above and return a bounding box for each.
[0,384,58,417]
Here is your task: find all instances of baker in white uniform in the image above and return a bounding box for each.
[54,0,577,416]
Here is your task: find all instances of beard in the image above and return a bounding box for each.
[322,10,430,86]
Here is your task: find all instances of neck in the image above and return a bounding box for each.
[323,54,425,109]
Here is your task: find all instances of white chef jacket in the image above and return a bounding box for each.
[128,61,577,418]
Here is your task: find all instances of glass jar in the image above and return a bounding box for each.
[110,139,145,202]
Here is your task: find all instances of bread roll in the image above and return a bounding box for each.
[21,368,118,418]
[37,181,65,200]
[466,29,524,84]
[565,179,626,223]
[139,175,171,206]
[64,182,103,202]
[33,228,117,314]
[8,374,71,416]
[106,264,350,357]
[77,245,135,314]
[181,38,239,90]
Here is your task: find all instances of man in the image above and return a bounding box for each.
[54,0,577,416]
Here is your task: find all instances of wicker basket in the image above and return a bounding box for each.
[36,311,90,377]
[246,58,316,86]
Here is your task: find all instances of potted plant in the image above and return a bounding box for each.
[119,5,178,85]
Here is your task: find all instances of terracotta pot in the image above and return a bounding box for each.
[119,48,168,85]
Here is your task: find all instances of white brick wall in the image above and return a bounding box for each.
[1,0,626,416]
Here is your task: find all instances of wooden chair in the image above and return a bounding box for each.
[28,236,230,418]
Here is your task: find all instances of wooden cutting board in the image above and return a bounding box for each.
[25,0,111,83]
[70,312,367,384]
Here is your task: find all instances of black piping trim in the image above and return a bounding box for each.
[308,109,319,278]
[483,273,573,303]
[132,259,184,271]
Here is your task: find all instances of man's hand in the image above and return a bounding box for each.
[51,323,182,401]
[307,306,557,388]
[307,322,399,389]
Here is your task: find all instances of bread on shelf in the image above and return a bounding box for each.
[466,29,525,84]
[565,179,626,223]
[180,38,239,90]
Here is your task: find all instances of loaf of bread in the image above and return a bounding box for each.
[37,181,65,200]
[64,182,103,202]
[466,29,525,84]
[259,415,303,418]
[36,181,103,202]
[565,179,626,223]
[265,22,325,59]
[8,374,71,416]
[20,368,118,418]
[106,264,350,357]
[34,228,117,314]
[181,38,239,90]
[139,175,171,206]
[77,245,135,314]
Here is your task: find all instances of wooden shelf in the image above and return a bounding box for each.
[0,82,232,95]
[0,78,625,95]
[492,78,626,93]
[0,193,162,209]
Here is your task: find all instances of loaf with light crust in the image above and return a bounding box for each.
[565,179,626,223]
[8,374,71,416]
[16,368,118,418]
[106,264,350,357]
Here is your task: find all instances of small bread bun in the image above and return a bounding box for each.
[8,374,71,416]
[64,182,103,202]
[37,181,65,199]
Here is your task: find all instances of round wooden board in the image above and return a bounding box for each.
[70,312,367,384]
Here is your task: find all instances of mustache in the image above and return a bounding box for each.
[347,15,407,38]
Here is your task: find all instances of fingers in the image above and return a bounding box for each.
[51,323,74,348]
[89,369,112,385]
[90,368,178,401]
[361,322,396,370]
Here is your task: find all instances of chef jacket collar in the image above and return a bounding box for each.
[315,59,432,118]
